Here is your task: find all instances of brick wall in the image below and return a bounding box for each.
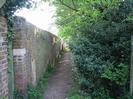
[13,18,27,92]
[0,16,8,98]
[13,17,61,92]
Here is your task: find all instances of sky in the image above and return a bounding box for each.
[15,0,58,35]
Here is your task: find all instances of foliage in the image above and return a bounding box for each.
[1,0,33,41]
[53,0,133,98]
[67,87,91,99]
[2,0,32,15]
[67,87,83,99]
[93,87,112,99]
[1,96,5,99]
[102,63,129,85]
[14,64,54,99]
[27,85,41,99]
[118,92,133,99]
[0,1,33,98]
[27,64,54,99]
[14,90,25,99]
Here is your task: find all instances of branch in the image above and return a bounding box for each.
[59,0,78,12]
[72,0,76,9]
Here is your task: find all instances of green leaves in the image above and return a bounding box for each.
[27,64,54,99]
[2,0,32,15]
[27,85,41,99]
[54,0,133,98]
[102,63,129,85]
[2,1,33,98]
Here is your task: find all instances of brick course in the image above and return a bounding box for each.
[13,17,61,94]
[0,16,8,99]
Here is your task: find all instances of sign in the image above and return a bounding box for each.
[13,48,26,56]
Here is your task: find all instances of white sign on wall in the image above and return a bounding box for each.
[13,48,26,56]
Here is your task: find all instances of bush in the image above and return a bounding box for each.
[102,63,129,86]
[55,0,133,98]
[93,87,112,99]
[118,92,133,99]
[70,31,130,97]
[27,85,41,99]
[14,90,25,99]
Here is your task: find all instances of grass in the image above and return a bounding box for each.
[67,87,82,99]
[27,64,54,99]
[0,97,5,99]
[67,86,91,99]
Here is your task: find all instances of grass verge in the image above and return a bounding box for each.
[67,86,91,99]
[27,64,54,99]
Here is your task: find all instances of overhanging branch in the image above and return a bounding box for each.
[59,0,78,12]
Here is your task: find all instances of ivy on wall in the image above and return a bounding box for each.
[0,0,33,98]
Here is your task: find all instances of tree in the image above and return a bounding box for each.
[54,0,133,98]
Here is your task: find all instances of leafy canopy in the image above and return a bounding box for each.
[53,0,133,98]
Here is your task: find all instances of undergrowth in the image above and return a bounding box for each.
[14,64,54,99]
[67,86,91,99]
[0,96,5,99]
[27,64,54,99]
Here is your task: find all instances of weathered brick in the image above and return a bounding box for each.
[0,16,8,98]
[13,16,61,97]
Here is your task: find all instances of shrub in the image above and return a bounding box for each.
[27,64,54,99]
[27,85,41,99]
[102,63,129,86]
[55,0,133,98]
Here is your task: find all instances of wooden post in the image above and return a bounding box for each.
[130,35,133,95]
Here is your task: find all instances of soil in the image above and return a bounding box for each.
[43,53,73,99]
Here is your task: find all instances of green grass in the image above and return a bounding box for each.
[67,87,82,99]
[67,87,91,99]
[0,96,5,99]
[27,64,54,99]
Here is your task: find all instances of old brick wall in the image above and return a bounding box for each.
[13,18,27,93]
[13,17,61,92]
[0,16,8,98]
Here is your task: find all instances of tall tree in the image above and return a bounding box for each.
[53,0,133,98]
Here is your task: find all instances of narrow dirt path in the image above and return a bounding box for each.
[43,53,73,99]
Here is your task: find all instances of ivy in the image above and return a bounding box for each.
[2,0,32,41]
[0,0,33,98]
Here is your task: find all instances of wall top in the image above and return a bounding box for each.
[0,0,6,8]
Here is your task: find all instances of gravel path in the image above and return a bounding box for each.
[43,53,73,99]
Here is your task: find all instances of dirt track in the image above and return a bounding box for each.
[43,53,73,99]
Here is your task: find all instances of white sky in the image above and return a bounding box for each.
[15,0,58,35]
